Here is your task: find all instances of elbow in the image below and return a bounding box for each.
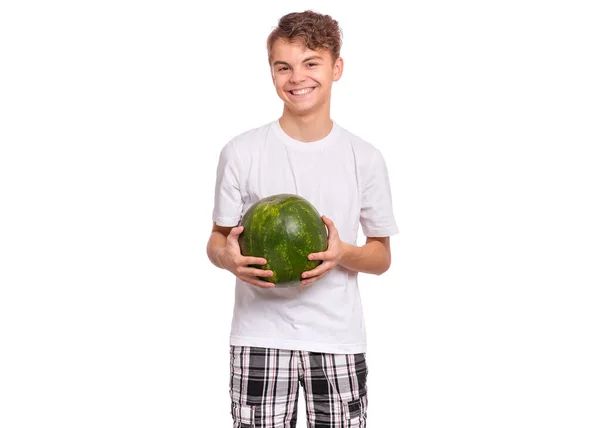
[375,256,392,276]
[375,266,390,276]
[366,237,392,276]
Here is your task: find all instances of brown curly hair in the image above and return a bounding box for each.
[266,10,343,66]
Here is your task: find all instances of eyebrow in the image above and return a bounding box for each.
[272,55,324,66]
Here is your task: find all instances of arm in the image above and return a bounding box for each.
[302,216,392,286]
[338,236,391,276]
[206,223,234,269]
[303,148,397,285]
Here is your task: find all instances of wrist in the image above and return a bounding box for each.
[338,241,351,266]
[216,247,228,270]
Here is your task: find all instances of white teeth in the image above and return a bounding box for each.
[291,87,314,95]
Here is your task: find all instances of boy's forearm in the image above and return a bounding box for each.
[338,239,391,275]
[207,232,228,269]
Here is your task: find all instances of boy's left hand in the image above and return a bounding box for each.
[301,215,345,286]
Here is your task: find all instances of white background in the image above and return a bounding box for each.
[1,0,599,427]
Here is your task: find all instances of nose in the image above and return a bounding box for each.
[289,68,306,84]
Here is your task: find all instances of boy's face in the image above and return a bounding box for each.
[270,39,343,116]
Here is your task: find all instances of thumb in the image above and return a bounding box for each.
[322,215,336,230]
[229,225,244,239]
[322,215,335,225]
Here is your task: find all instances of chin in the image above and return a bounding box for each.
[290,103,316,112]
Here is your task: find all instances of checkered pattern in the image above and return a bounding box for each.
[230,346,368,427]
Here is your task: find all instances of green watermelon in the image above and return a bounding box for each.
[238,194,328,287]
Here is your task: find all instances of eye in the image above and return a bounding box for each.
[307,62,318,67]
[277,66,289,72]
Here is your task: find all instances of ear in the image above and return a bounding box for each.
[333,57,344,82]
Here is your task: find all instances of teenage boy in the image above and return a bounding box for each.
[207,10,398,427]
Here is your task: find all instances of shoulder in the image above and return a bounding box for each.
[336,123,383,165]
[216,121,273,165]
[225,121,274,154]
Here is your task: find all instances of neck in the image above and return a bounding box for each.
[279,109,334,143]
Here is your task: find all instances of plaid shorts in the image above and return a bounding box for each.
[230,345,368,428]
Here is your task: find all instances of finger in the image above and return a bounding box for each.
[241,267,273,277]
[242,256,268,266]
[308,251,329,261]
[301,262,332,279]
[301,271,327,286]
[301,267,319,279]
[241,276,276,288]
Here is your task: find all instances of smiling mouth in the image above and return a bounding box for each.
[288,87,316,96]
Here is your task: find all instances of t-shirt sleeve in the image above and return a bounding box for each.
[360,148,399,237]
[212,140,243,227]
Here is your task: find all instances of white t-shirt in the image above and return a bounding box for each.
[212,119,398,354]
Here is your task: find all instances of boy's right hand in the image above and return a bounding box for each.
[218,226,275,288]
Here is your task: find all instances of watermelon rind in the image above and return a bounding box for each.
[238,194,328,287]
